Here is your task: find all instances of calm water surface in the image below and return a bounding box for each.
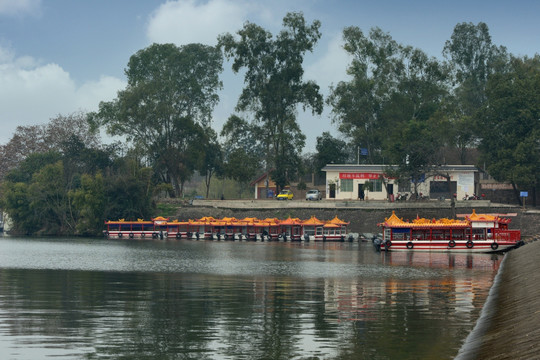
[0,237,502,359]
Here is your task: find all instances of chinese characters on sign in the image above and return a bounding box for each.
[339,173,381,180]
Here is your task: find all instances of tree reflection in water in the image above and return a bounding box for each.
[0,238,501,359]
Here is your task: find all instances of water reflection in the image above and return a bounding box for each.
[0,237,501,359]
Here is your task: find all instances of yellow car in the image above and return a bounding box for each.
[276,189,294,200]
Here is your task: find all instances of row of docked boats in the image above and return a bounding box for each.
[104,210,524,253]
[104,215,352,242]
[375,210,523,253]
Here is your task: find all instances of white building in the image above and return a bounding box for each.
[321,164,478,201]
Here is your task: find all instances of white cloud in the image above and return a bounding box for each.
[304,32,350,93]
[0,47,125,144]
[147,0,250,46]
[0,0,41,16]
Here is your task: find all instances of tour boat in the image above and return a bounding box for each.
[104,215,351,242]
[376,210,523,252]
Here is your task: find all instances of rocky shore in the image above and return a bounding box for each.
[457,239,540,359]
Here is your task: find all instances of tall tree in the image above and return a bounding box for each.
[476,56,540,205]
[327,27,402,163]
[198,127,223,199]
[329,26,449,189]
[218,12,323,192]
[442,22,509,163]
[89,43,223,197]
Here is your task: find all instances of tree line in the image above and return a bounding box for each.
[1,13,538,235]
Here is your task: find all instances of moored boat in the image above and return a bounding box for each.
[104,215,352,242]
[103,216,170,239]
[376,210,523,253]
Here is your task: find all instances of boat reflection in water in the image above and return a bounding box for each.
[381,250,502,271]
[377,250,502,318]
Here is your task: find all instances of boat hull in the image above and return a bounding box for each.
[376,239,521,253]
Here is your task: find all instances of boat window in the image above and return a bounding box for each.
[432,229,451,240]
[412,230,427,240]
[391,228,410,240]
[452,229,464,240]
[120,224,131,231]
[316,227,323,235]
[472,228,486,240]
[107,224,119,231]
[304,227,315,236]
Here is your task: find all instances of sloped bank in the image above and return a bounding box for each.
[456,239,540,359]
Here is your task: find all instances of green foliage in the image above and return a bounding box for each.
[0,131,156,235]
[4,151,62,183]
[28,161,72,234]
[329,26,448,182]
[476,56,540,196]
[223,148,259,197]
[197,127,224,199]
[89,43,223,197]
[1,181,37,234]
[155,202,178,217]
[315,132,349,171]
[219,12,323,192]
[70,172,106,235]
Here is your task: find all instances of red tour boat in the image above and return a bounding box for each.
[376,210,523,252]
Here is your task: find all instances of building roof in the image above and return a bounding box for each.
[249,170,275,187]
[321,164,478,173]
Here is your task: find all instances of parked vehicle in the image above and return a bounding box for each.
[306,189,322,201]
[396,193,409,201]
[276,189,294,200]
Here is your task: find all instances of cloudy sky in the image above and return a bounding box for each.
[1,0,539,152]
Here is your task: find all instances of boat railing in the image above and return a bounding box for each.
[493,229,521,242]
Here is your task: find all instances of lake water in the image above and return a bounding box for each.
[0,237,501,359]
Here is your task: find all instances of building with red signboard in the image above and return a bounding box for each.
[322,164,478,201]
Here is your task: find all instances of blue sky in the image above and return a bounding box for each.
[1,0,539,152]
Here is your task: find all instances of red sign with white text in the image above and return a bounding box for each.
[339,172,381,180]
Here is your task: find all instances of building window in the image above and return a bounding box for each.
[398,180,411,193]
[366,179,383,192]
[341,179,353,192]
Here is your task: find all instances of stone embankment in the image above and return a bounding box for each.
[179,199,540,236]
[457,238,540,359]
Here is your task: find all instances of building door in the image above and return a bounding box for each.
[387,184,394,196]
[430,181,457,199]
[329,183,336,198]
[358,184,364,200]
